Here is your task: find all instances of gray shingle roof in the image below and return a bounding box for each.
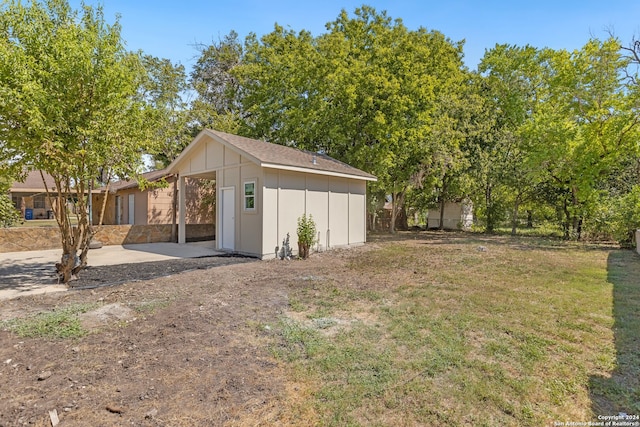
[176,129,377,181]
[105,168,170,192]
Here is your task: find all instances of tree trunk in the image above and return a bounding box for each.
[389,188,407,234]
[526,210,533,228]
[438,197,445,231]
[48,175,93,284]
[438,176,448,231]
[562,197,571,239]
[571,186,581,240]
[511,198,520,236]
[485,183,494,232]
[395,205,408,231]
[390,191,397,234]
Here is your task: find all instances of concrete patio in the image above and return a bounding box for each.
[0,241,220,300]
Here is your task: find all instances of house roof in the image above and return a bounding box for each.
[102,168,171,192]
[10,170,57,193]
[169,129,377,181]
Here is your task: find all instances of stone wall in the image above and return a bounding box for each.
[0,224,215,252]
[185,224,215,242]
[94,225,173,246]
[0,227,61,252]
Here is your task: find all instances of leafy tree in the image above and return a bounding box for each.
[0,195,19,227]
[475,39,640,240]
[140,55,190,167]
[234,6,467,232]
[0,0,158,282]
[526,39,639,239]
[474,45,547,233]
[190,30,244,135]
[0,175,20,227]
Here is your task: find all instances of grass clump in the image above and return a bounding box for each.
[2,303,97,339]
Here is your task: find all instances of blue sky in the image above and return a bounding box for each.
[69,0,640,72]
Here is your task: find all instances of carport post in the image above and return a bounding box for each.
[178,175,186,244]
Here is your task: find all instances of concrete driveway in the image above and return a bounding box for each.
[0,241,221,300]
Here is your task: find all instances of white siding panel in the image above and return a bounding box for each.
[328,178,349,247]
[190,149,206,172]
[262,171,279,257]
[223,167,239,189]
[238,164,262,255]
[349,180,366,244]
[278,172,306,252]
[179,143,205,175]
[305,175,329,251]
[224,147,240,166]
[206,140,224,169]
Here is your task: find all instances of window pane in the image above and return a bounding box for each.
[34,195,45,209]
[245,196,254,209]
[244,182,254,196]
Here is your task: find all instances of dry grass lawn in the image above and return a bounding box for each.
[1,231,638,426]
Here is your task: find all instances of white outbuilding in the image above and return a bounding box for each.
[168,129,377,258]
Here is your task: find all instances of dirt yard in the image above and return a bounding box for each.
[0,247,353,426]
[2,233,636,426]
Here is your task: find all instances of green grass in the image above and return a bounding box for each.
[134,298,172,314]
[1,303,98,339]
[274,234,640,426]
[12,218,78,228]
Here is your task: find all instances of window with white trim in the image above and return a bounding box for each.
[244,180,256,211]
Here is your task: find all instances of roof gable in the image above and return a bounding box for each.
[168,129,377,181]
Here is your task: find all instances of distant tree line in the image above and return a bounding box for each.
[181,6,640,244]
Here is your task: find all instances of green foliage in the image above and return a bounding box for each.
[0,193,20,227]
[2,304,97,339]
[272,317,323,362]
[189,30,244,136]
[0,176,20,227]
[596,186,640,246]
[476,38,640,240]
[297,213,317,259]
[231,6,468,231]
[186,6,640,245]
[0,0,162,282]
[140,55,191,166]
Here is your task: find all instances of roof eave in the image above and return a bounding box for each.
[261,163,377,181]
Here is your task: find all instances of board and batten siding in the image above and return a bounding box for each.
[171,131,373,258]
[261,170,366,259]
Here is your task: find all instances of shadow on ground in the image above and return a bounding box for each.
[0,259,58,289]
[589,250,640,416]
[68,256,258,290]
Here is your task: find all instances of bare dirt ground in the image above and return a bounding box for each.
[0,245,373,426]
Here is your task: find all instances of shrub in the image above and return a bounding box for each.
[297,214,317,259]
[0,194,20,227]
[611,186,640,247]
